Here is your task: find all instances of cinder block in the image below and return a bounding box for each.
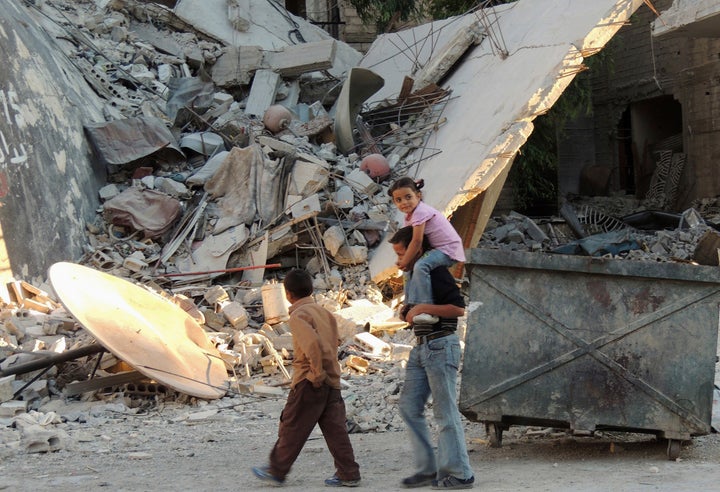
[0,400,27,417]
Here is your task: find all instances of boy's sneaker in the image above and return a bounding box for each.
[252,465,284,486]
[413,313,439,325]
[401,472,436,488]
[324,475,361,487]
[431,475,474,489]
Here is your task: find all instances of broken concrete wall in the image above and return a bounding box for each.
[0,0,106,284]
[173,0,362,78]
[653,0,720,38]
[588,0,720,208]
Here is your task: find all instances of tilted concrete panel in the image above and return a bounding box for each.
[363,0,646,282]
[0,1,105,283]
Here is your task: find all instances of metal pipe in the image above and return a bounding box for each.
[0,343,105,377]
[159,263,282,278]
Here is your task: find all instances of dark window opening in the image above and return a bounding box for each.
[285,0,307,18]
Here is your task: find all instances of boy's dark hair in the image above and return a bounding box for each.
[388,177,424,197]
[283,269,313,298]
[389,226,431,251]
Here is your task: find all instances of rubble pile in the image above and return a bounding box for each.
[4,0,720,459]
[479,195,720,265]
[0,0,455,453]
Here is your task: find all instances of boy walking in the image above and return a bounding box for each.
[252,269,361,487]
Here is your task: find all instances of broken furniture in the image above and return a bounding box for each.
[460,248,720,460]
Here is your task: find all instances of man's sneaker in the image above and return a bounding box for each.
[401,472,436,488]
[413,313,439,325]
[324,475,361,487]
[252,465,284,486]
[431,475,474,489]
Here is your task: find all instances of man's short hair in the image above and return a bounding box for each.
[389,226,431,251]
[283,268,313,298]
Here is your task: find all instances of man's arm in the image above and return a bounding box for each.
[403,267,465,323]
[404,303,464,323]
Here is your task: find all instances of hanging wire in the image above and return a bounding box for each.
[266,0,307,44]
[304,0,341,19]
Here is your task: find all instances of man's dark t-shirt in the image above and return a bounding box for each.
[412,267,464,336]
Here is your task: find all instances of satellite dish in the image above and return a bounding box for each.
[48,262,228,399]
[333,67,385,154]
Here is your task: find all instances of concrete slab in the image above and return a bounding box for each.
[173,0,361,77]
[652,0,720,38]
[364,0,645,281]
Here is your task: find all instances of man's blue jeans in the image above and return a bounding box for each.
[404,249,454,305]
[399,333,473,480]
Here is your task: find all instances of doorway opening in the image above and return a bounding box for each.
[619,95,683,199]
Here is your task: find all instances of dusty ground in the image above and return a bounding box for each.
[1,392,719,492]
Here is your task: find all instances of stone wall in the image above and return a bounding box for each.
[336,0,378,53]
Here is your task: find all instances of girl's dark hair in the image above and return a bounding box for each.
[283,269,313,298]
[388,177,424,197]
[388,226,431,251]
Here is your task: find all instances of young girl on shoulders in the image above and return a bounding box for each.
[388,177,466,324]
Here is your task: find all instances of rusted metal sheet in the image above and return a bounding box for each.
[461,249,720,458]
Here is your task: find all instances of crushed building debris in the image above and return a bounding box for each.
[2,0,720,462]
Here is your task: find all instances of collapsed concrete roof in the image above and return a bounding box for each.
[652,0,720,38]
[364,0,646,282]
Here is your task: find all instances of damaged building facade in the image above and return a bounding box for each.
[560,0,720,211]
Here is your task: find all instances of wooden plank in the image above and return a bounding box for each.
[398,76,414,102]
[264,39,336,77]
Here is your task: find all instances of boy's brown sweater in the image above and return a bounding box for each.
[287,296,342,389]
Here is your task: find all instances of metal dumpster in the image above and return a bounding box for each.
[460,248,720,460]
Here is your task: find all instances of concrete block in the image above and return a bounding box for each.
[290,194,321,219]
[221,301,249,329]
[0,375,15,402]
[21,424,66,454]
[99,183,120,201]
[264,39,336,77]
[0,400,27,417]
[354,331,391,357]
[346,169,380,195]
[204,285,230,305]
[245,69,281,117]
[155,176,189,198]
